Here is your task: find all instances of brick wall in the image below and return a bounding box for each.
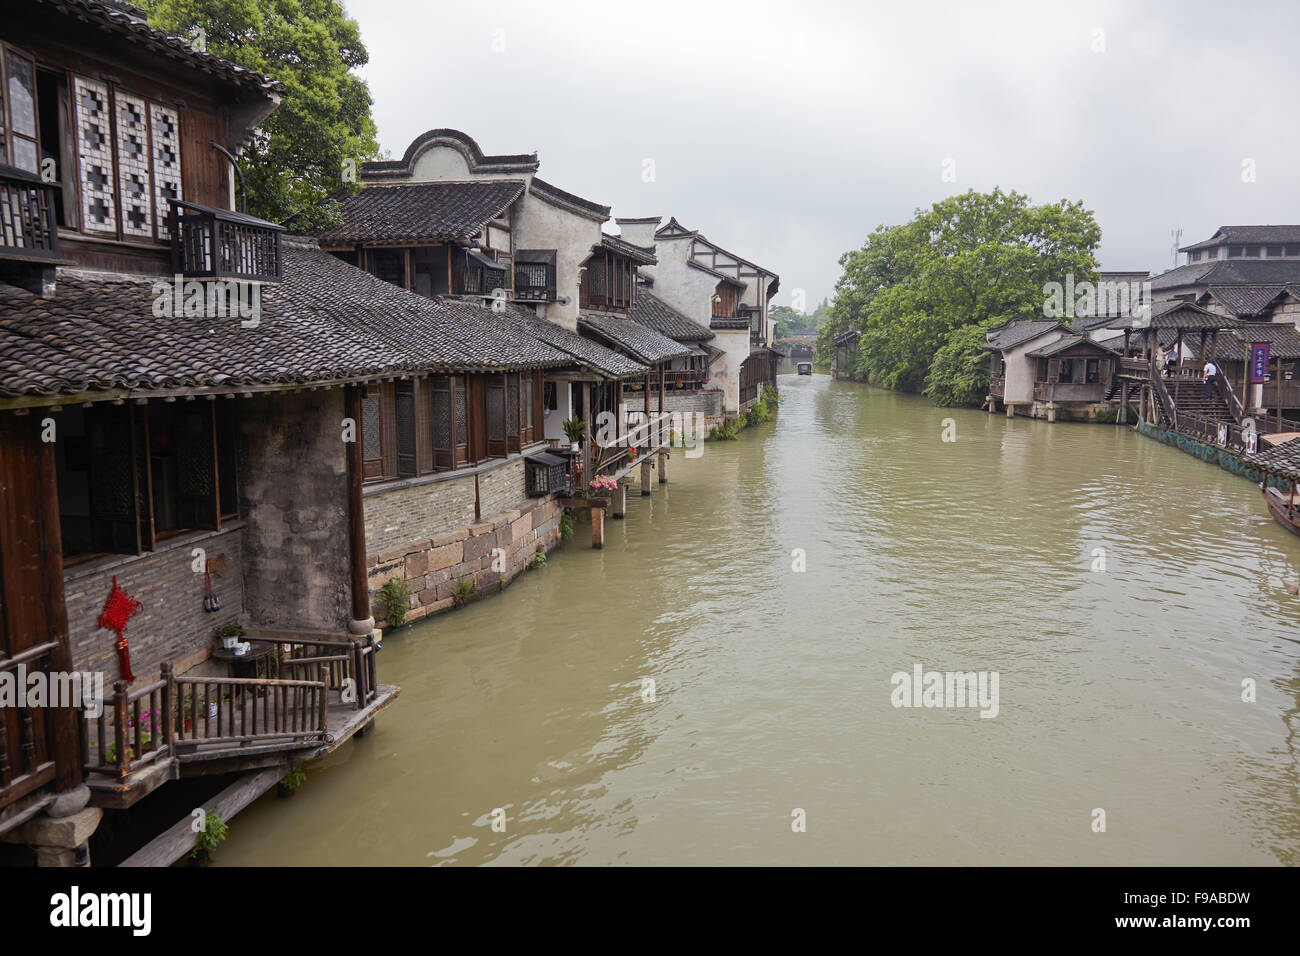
[477,457,529,519]
[363,473,477,555]
[63,525,244,683]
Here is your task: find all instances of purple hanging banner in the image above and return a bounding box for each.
[1250,342,1271,383]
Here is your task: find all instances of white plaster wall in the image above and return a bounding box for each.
[650,238,716,325]
[711,329,751,412]
[512,192,602,332]
[1003,330,1068,404]
[543,379,575,443]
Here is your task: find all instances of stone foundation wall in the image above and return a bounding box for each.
[367,495,564,627]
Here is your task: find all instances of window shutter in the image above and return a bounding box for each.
[73,76,117,236]
[361,390,383,479]
[429,375,453,471]
[86,404,140,554]
[395,380,417,477]
[149,103,182,239]
[113,91,153,239]
[175,405,219,530]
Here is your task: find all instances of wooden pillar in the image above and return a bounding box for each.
[344,385,372,630]
[640,458,652,496]
[1278,355,1284,427]
[1174,330,1183,372]
[658,450,668,483]
[611,480,626,518]
[582,381,593,486]
[590,503,604,549]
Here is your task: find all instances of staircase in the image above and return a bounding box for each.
[1166,378,1231,420]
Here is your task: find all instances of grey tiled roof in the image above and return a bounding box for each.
[1139,299,1241,329]
[492,308,647,379]
[1182,323,1300,362]
[530,177,610,221]
[1202,284,1300,317]
[1024,334,1119,358]
[578,311,692,364]
[311,180,526,244]
[984,320,1064,351]
[597,234,656,265]
[0,238,569,399]
[41,0,282,95]
[1152,258,1300,291]
[628,290,713,342]
[1181,226,1300,252]
[1244,436,1300,481]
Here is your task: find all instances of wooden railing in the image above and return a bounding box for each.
[1149,355,1178,428]
[1118,356,1150,377]
[1,640,61,808]
[989,374,1005,396]
[273,635,378,711]
[1213,372,1244,423]
[82,667,172,780]
[169,199,283,282]
[173,672,327,750]
[0,164,60,262]
[594,412,671,474]
[513,262,554,301]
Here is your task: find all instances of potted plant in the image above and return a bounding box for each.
[216,622,244,650]
[562,417,585,452]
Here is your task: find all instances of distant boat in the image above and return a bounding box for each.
[796,362,813,376]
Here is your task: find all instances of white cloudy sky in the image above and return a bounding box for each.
[344,0,1300,311]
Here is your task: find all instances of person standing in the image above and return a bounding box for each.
[1204,358,1219,399]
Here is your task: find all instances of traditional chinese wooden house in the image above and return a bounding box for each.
[0,0,610,867]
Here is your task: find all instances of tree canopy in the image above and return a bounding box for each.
[818,188,1101,405]
[143,0,379,230]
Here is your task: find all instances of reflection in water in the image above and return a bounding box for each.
[218,374,1300,865]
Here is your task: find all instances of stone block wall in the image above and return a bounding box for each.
[367,495,564,628]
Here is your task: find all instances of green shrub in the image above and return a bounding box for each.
[559,513,573,540]
[191,811,228,862]
[375,576,411,627]
[451,579,474,607]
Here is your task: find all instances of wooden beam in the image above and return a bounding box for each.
[344,385,370,624]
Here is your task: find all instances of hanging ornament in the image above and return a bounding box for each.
[97,575,143,683]
[203,565,221,612]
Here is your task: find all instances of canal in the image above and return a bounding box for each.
[217,372,1300,865]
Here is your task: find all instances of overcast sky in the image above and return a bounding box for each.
[344,0,1300,312]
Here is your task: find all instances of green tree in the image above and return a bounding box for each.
[143,0,379,230]
[823,188,1100,404]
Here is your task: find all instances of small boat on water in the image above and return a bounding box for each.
[796,362,813,375]
[1245,433,1300,535]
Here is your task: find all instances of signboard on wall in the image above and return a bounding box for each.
[1250,342,1271,383]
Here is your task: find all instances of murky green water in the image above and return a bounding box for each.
[217,373,1300,865]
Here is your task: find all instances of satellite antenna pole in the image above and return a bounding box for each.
[1171,228,1183,267]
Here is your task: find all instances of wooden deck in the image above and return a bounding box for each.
[86,683,399,809]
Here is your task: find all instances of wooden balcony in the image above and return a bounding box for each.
[989,374,1005,397]
[623,368,708,391]
[513,260,555,301]
[82,632,395,809]
[0,640,62,828]
[0,164,60,263]
[169,199,284,283]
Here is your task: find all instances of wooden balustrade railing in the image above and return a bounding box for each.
[1,640,61,806]
[1149,354,1178,428]
[0,164,60,261]
[173,670,327,749]
[83,666,172,779]
[593,412,672,474]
